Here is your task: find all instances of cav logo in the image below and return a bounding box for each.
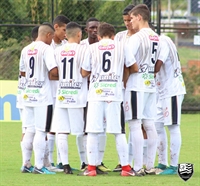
[0,81,20,121]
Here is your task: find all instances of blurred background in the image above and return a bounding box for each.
[0,0,199,112]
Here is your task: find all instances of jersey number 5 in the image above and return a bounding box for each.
[151,42,158,64]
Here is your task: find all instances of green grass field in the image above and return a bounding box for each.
[0,114,199,186]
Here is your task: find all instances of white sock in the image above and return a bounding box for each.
[127,133,134,166]
[168,125,181,167]
[155,122,168,166]
[22,131,34,167]
[33,130,46,169]
[143,119,158,170]
[115,133,128,166]
[47,133,55,164]
[56,134,62,164]
[43,141,50,167]
[143,139,147,167]
[97,133,106,165]
[57,134,69,165]
[129,120,143,171]
[87,133,98,166]
[76,134,87,165]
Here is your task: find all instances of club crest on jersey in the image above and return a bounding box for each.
[27,47,38,55]
[61,47,75,56]
[178,163,194,182]
[98,42,115,50]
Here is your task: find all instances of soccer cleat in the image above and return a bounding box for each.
[158,165,177,175]
[56,162,64,169]
[46,164,63,172]
[80,162,88,171]
[113,164,122,172]
[145,168,161,175]
[97,162,111,172]
[33,167,56,174]
[135,168,146,176]
[121,169,137,176]
[96,167,108,175]
[155,163,167,170]
[78,168,97,176]
[21,166,34,173]
[63,164,73,174]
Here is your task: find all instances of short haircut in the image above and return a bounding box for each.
[53,15,70,26]
[66,22,82,38]
[31,26,39,41]
[42,22,55,31]
[97,22,115,38]
[123,4,135,15]
[86,17,99,26]
[129,4,150,22]
[39,23,55,36]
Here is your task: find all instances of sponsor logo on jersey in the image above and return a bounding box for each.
[27,48,38,55]
[149,35,159,41]
[60,80,82,89]
[99,72,119,82]
[27,78,44,88]
[61,47,76,56]
[98,41,115,50]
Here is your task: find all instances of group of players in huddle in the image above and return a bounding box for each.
[17,3,186,176]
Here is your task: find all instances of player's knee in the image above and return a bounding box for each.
[26,126,35,133]
[154,122,164,134]
[128,119,142,131]
[168,125,180,134]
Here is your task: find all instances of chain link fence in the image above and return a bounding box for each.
[0,0,200,111]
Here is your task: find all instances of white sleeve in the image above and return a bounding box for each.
[19,47,26,72]
[124,35,139,67]
[157,37,170,64]
[81,47,91,71]
[44,46,57,71]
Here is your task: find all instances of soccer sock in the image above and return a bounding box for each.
[115,133,128,166]
[168,125,181,167]
[57,134,69,165]
[33,130,46,169]
[43,140,50,167]
[127,133,134,166]
[87,133,98,166]
[76,134,87,165]
[22,131,34,167]
[155,122,168,166]
[47,133,55,164]
[129,120,143,171]
[97,133,106,165]
[55,134,62,164]
[143,139,147,167]
[143,119,158,170]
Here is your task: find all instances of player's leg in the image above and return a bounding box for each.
[32,105,55,174]
[142,125,147,168]
[106,101,136,176]
[159,95,184,175]
[21,106,35,173]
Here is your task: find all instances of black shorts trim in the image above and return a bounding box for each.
[171,96,178,125]
[45,105,53,132]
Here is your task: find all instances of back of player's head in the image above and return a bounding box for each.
[97,22,115,38]
[129,4,150,22]
[66,22,82,38]
[123,4,135,15]
[39,22,55,35]
[31,26,39,41]
[86,17,99,26]
[53,15,70,26]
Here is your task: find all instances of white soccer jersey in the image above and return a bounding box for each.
[80,38,89,46]
[19,41,57,106]
[54,43,88,108]
[125,28,159,92]
[156,35,186,99]
[50,39,68,98]
[16,75,26,109]
[82,38,130,101]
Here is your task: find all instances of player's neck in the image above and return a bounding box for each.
[138,22,150,31]
[68,38,79,44]
[127,29,135,36]
[53,36,62,44]
[88,37,98,44]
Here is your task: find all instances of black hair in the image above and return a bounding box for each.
[123,4,135,15]
[53,15,70,26]
[31,26,39,41]
[66,22,82,30]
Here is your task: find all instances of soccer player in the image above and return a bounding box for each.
[81,22,138,176]
[19,23,58,174]
[113,4,136,172]
[47,15,70,170]
[124,4,159,175]
[154,35,186,175]
[19,26,39,173]
[52,22,88,174]
[78,17,110,172]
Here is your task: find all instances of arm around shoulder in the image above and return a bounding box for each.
[49,67,59,80]
[81,68,91,78]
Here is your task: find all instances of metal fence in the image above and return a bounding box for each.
[0,0,200,111]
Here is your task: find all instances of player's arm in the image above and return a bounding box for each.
[81,68,91,78]
[123,65,129,88]
[129,63,138,74]
[20,71,26,77]
[49,67,59,80]
[154,60,163,73]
